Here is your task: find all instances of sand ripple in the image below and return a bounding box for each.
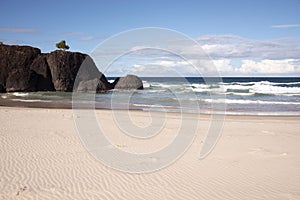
[0,107,300,199]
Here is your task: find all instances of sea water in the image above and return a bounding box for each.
[2,77,300,116]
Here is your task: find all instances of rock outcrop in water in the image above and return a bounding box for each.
[113,74,143,90]
[0,44,143,93]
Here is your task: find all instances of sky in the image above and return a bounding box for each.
[0,0,300,76]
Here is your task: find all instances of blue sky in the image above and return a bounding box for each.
[1,0,300,76]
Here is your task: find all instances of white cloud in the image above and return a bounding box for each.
[210,58,300,75]
[153,60,189,68]
[271,24,300,28]
[106,57,300,77]
[238,59,300,74]
[129,64,176,76]
[126,35,300,60]
[0,27,39,33]
[80,36,95,41]
[212,59,235,74]
[97,34,300,76]
[128,60,195,76]
[196,35,300,60]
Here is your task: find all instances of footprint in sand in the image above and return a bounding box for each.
[15,186,29,196]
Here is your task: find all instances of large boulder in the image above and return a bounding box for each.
[114,74,143,90]
[45,50,87,92]
[45,50,107,92]
[72,55,111,90]
[0,44,41,92]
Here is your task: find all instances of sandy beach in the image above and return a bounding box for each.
[0,106,299,199]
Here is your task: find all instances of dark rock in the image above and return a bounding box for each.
[0,44,40,92]
[45,50,87,92]
[0,83,6,93]
[72,55,112,92]
[0,44,143,93]
[30,55,55,91]
[97,74,113,92]
[77,78,99,92]
[77,75,113,93]
[45,50,108,92]
[74,56,102,83]
[110,77,120,88]
[0,44,109,93]
[114,74,143,90]
[6,68,38,92]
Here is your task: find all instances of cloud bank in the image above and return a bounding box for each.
[103,34,300,77]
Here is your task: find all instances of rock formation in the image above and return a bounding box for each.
[114,74,143,90]
[0,44,143,93]
[0,44,40,92]
[29,55,54,91]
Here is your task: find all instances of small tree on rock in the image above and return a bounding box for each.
[56,40,70,50]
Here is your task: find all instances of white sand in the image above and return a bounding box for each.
[0,106,300,199]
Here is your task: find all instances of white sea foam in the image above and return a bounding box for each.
[132,103,178,108]
[12,92,29,97]
[204,110,300,116]
[250,83,300,95]
[203,98,300,105]
[11,99,52,103]
[187,81,300,96]
[226,92,255,96]
[142,81,151,88]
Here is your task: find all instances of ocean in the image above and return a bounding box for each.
[1,77,300,116]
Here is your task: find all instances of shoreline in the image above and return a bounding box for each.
[1,97,300,117]
[1,105,300,123]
